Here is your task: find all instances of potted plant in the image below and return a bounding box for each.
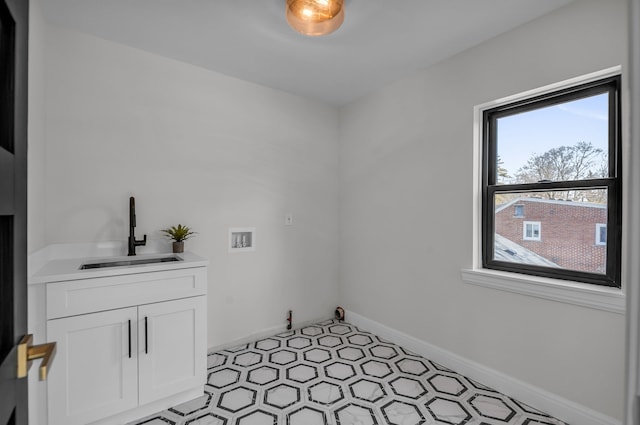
[161,224,196,253]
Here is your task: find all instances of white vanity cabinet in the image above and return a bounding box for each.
[43,264,207,425]
[47,307,139,425]
[137,297,206,405]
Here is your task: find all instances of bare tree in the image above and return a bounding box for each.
[514,141,607,202]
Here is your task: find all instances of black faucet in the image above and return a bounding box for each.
[128,196,147,256]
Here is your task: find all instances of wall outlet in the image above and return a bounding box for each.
[285,213,293,226]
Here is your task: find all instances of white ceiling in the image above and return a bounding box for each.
[40,0,575,106]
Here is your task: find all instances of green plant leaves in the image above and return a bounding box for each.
[161,224,196,242]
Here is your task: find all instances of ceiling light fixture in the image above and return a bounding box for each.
[286,0,345,37]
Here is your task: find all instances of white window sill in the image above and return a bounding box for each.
[460,268,625,314]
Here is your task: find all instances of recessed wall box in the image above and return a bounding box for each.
[229,228,256,253]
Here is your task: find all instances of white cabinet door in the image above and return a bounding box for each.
[138,296,206,405]
[47,307,138,425]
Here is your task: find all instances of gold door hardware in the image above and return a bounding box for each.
[17,334,57,381]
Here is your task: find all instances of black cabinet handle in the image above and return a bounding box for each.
[144,316,148,354]
[127,320,131,358]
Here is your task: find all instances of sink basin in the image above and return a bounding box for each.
[80,255,182,270]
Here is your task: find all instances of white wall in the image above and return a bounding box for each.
[27,2,49,424]
[625,1,640,424]
[42,26,340,347]
[32,0,630,421]
[28,0,46,253]
[339,0,627,421]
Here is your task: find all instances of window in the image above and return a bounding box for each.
[514,205,524,217]
[596,223,607,246]
[482,75,621,288]
[523,222,541,241]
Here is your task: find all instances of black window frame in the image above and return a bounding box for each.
[482,75,622,288]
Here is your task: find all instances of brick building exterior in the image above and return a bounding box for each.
[495,197,607,274]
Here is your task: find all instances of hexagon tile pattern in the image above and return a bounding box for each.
[129,320,568,425]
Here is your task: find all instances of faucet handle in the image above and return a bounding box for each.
[135,234,147,247]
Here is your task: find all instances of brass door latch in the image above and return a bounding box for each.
[17,334,57,381]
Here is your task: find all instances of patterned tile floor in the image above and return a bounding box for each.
[130,320,568,425]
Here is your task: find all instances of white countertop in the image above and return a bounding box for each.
[30,251,209,284]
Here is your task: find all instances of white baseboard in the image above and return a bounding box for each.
[346,310,621,425]
[208,316,330,353]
